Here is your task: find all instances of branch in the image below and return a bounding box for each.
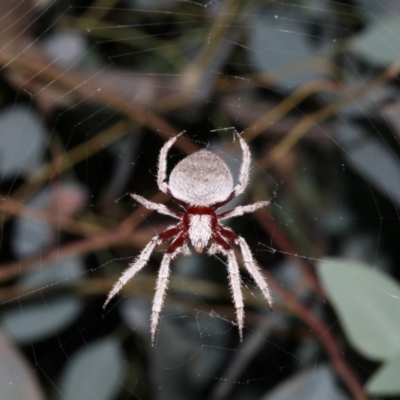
[253,210,366,399]
[0,192,168,283]
[266,273,367,400]
[254,208,324,296]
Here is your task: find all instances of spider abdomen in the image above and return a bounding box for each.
[169,150,233,206]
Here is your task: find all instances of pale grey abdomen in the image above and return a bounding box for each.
[169,150,233,206]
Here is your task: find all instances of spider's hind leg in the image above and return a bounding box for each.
[103,225,181,309]
[103,235,161,309]
[150,232,188,346]
[235,236,273,311]
[211,234,245,341]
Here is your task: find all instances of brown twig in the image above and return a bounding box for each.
[0,49,199,154]
[0,119,136,227]
[0,195,102,237]
[254,208,324,297]
[252,207,366,398]
[0,191,166,283]
[243,79,341,143]
[259,61,400,169]
[210,315,282,400]
[266,273,367,400]
[0,227,130,283]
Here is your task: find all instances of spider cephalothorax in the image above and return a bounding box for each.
[104,132,273,345]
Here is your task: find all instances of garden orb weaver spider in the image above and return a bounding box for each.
[104,132,273,345]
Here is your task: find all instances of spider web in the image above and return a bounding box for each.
[0,0,400,399]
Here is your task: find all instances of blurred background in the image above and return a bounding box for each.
[0,0,400,399]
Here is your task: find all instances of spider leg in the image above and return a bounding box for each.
[235,236,273,311]
[150,252,175,346]
[211,132,252,210]
[180,243,191,256]
[131,193,182,219]
[232,131,251,197]
[150,232,188,346]
[218,227,273,311]
[103,225,181,309]
[207,243,219,255]
[157,131,185,194]
[212,234,245,341]
[224,249,245,341]
[218,201,270,221]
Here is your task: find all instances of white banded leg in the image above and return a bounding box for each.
[218,201,270,221]
[150,251,179,345]
[208,245,245,341]
[225,249,245,341]
[233,131,251,196]
[157,131,185,193]
[131,193,181,219]
[103,236,161,308]
[236,236,273,310]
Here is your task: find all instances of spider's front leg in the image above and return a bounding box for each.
[218,201,270,221]
[157,131,185,194]
[236,236,273,310]
[232,131,251,197]
[131,193,182,219]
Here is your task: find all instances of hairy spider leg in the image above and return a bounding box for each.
[210,132,251,209]
[131,193,183,219]
[150,231,188,345]
[236,236,273,311]
[219,226,273,311]
[157,131,185,194]
[166,229,188,253]
[212,231,245,340]
[233,131,251,197]
[216,226,238,243]
[158,225,183,241]
[217,201,270,220]
[103,225,181,309]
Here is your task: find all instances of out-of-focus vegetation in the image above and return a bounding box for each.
[1,1,400,399]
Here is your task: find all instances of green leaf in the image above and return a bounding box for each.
[366,352,400,395]
[1,257,83,344]
[0,331,45,400]
[0,105,46,178]
[261,364,349,400]
[248,6,325,91]
[316,258,400,361]
[336,120,400,208]
[58,337,125,400]
[350,17,400,66]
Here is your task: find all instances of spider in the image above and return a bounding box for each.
[104,131,273,345]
